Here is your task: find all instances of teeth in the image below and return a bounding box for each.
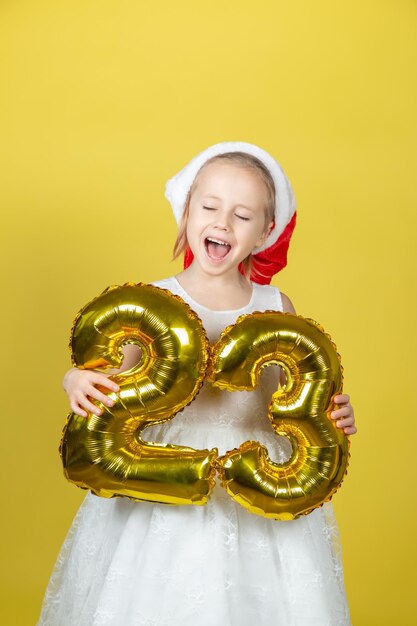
[206,237,230,246]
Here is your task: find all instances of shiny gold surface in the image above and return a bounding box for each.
[61,287,349,519]
[60,283,217,505]
[209,311,350,520]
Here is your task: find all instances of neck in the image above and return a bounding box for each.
[178,263,250,290]
[174,262,254,311]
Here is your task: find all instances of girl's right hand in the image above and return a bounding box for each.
[63,368,120,418]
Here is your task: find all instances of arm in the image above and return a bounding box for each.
[280,291,357,436]
[281,291,296,314]
[63,344,142,418]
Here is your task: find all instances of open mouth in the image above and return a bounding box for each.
[204,237,232,261]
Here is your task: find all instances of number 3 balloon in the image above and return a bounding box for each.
[209,312,350,520]
[60,283,350,520]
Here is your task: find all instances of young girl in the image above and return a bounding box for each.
[39,141,357,626]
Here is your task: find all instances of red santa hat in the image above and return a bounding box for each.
[165,141,297,284]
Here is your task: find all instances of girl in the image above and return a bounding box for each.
[39,141,357,626]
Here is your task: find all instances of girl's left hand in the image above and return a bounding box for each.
[330,393,357,435]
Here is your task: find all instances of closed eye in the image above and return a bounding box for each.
[236,215,250,221]
[203,206,215,210]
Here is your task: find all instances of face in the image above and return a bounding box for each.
[185,162,273,276]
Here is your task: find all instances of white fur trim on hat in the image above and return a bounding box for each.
[165,141,296,253]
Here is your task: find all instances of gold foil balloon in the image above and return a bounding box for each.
[209,312,350,520]
[60,283,217,506]
[60,286,349,519]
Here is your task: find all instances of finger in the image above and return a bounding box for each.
[336,417,355,429]
[70,401,88,418]
[86,386,115,407]
[91,374,119,392]
[333,393,350,404]
[343,425,357,435]
[75,395,103,416]
[330,407,351,419]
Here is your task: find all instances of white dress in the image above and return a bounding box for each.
[38,276,351,626]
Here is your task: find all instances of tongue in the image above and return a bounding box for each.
[207,241,230,259]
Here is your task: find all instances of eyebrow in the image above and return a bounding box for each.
[202,195,255,212]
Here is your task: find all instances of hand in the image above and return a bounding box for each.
[329,393,357,436]
[63,368,120,418]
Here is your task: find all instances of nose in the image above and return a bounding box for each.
[213,210,231,231]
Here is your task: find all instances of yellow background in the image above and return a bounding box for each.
[1,1,416,624]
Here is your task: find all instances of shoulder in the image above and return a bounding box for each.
[253,283,295,314]
[149,276,184,299]
[280,291,296,313]
[150,276,175,289]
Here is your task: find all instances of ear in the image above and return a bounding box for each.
[255,220,274,248]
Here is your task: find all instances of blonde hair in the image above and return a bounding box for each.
[172,152,276,278]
